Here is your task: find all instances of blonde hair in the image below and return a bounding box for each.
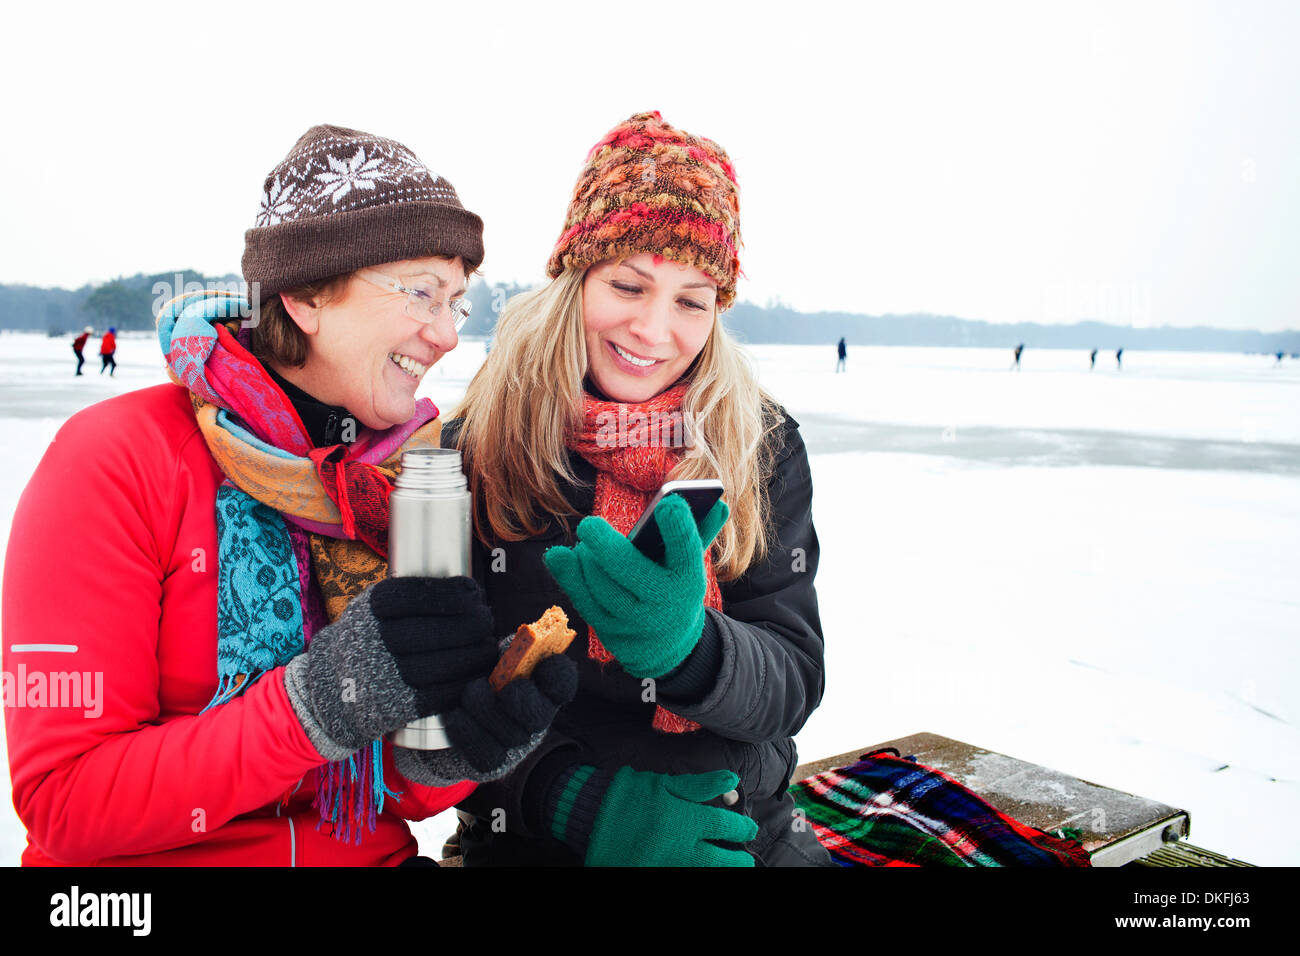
[452,267,785,581]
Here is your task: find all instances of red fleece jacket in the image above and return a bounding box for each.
[3,383,473,865]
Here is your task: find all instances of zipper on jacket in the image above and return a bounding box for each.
[276,801,297,867]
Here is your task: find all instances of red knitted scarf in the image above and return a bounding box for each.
[567,381,720,734]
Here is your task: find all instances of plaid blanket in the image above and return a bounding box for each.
[789,749,1092,867]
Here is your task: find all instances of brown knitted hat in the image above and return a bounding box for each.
[546,111,742,309]
[242,124,484,297]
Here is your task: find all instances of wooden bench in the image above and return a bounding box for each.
[793,731,1243,867]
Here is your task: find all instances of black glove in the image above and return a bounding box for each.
[368,576,499,716]
[397,653,578,786]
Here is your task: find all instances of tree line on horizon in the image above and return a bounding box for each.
[1,271,1296,354]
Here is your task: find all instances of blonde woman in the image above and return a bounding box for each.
[441,112,829,866]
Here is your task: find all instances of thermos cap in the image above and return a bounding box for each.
[395,447,467,494]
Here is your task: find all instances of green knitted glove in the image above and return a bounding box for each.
[557,766,757,867]
[542,494,729,678]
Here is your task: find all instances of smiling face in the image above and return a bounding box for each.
[272,255,466,430]
[581,253,718,403]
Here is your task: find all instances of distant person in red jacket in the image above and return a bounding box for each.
[3,124,573,866]
[72,326,91,375]
[98,327,117,375]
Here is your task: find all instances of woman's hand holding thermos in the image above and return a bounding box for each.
[286,446,577,782]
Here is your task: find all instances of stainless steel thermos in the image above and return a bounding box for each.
[386,447,473,750]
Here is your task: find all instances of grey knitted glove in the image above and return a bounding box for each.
[283,576,497,761]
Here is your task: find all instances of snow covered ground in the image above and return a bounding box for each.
[1,331,1297,865]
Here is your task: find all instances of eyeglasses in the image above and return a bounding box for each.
[356,270,473,332]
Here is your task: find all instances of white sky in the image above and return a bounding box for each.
[1,0,1296,331]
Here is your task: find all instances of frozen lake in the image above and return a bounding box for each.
[1,330,1297,865]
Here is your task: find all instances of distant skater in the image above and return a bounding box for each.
[1277,351,1286,364]
[99,327,117,376]
[836,336,847,372]
[1115,347,1123,370]
[1089,348,1097,370]
[72,326,91,376]
[1013,343,1024,370]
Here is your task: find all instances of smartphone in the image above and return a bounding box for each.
[627,479,725,564]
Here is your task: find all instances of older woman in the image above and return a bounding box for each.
[3,125,573,865]
[443,112,830,866]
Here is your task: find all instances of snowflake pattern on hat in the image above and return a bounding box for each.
[316,148,387,205]
[253,127,459,227]
[258,175,297,225]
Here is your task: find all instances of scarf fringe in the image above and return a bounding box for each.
[206,672,400,845]
[199,671,260,714]
[311,740,402,845]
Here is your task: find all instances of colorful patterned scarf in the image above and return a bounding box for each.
[789,749,1092,867]
[566,381,718,734]
[157,290,442,843]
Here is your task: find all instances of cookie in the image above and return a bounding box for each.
[488,605,577,692]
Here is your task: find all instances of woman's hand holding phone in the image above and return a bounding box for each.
[543,493,729,678]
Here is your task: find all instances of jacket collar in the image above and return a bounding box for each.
[263,365,359,449]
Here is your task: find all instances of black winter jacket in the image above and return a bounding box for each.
[440,408,831,866]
